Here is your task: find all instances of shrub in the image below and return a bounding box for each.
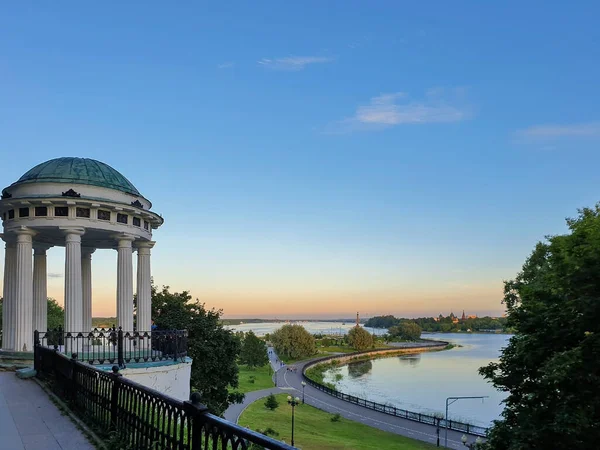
[264,394,279,411]
[330,413,342,422]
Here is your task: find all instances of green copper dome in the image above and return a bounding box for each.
[15,157,140,196]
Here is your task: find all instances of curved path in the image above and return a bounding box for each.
[224,346,295,423]
[227,346,481,449]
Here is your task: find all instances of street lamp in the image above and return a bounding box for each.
[444,396,488,448]
[287,395,301,447]
[301,381,306,403]
[461,435,483,449]
[433,412,444,447]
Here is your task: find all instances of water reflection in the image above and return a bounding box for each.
[348,360,372,378]
[398,353,421,367]
[323,333,510,427]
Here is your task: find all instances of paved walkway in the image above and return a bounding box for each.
[224,347,295,423]
[224,386,287,423]
[0,372,95,450]
[227,347,476,449]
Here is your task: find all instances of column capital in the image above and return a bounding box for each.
[33,243,53,255]
[60,227,86,237]
[135,240,155,254]
[8,226,37,241]
[112,233,136,248]
[82,247,96,259]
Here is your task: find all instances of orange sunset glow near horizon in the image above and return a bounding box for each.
[26,243,510,319]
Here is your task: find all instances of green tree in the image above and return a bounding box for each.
[347,326,374,350]
[47,298,64,330]
[240,330,268,368]
[392,321,421,340]
[264,394,279,411]
[270,324,316,360]
[364,315,399,328]
[151,284,243,415]
[320,337,332,347]
[388,323,418,340]
[479,206,600,450]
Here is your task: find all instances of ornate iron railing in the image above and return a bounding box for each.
[34,343,294,450]
[36,327,188,368]
[302,351,488,437]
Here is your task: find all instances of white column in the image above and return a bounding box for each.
[63,228,85,334]
[2,240,16,350]
[136,241,155,333]
[13,228,36,352]
[115,234,135,332]
[81,248,95,332]
[33,244,52,334]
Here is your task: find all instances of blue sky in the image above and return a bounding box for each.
[1,2,599,318]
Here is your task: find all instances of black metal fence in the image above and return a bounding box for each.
[36,327,188,368]
[302,351,488,438]
[34,343,294,450]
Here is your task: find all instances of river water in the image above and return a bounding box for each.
[323,332,509,427]
[227,323,508,427]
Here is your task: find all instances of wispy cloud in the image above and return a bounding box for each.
[326,88,470,133]
[515,122,600,140]
[258,56,332,71]
[217,62,235,69]
[48,273,62,279]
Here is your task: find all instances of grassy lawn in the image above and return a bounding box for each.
[318,344,393,354]
[239,394,437,450]
[318,345,356,354]
[235,364,274,393]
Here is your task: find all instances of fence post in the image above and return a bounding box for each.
[117,327,124,368]
[70,353,78,404]
[110,365,122,431]
[173,332,179,362]
[33,331,40,372]
[183,392,209,450]
[52,341,59,376]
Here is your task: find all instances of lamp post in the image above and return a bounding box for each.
[461,435,483,449]
[301,381,306,403]
[287,395,301,447]
[433,412,444,447]
[444,396,488,448]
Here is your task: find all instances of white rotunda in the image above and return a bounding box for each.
[0,157,164,352]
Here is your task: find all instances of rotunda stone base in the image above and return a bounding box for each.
[98,358,193,401]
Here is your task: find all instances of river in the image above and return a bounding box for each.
[323,332,509,427]
[227,323,508,427]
